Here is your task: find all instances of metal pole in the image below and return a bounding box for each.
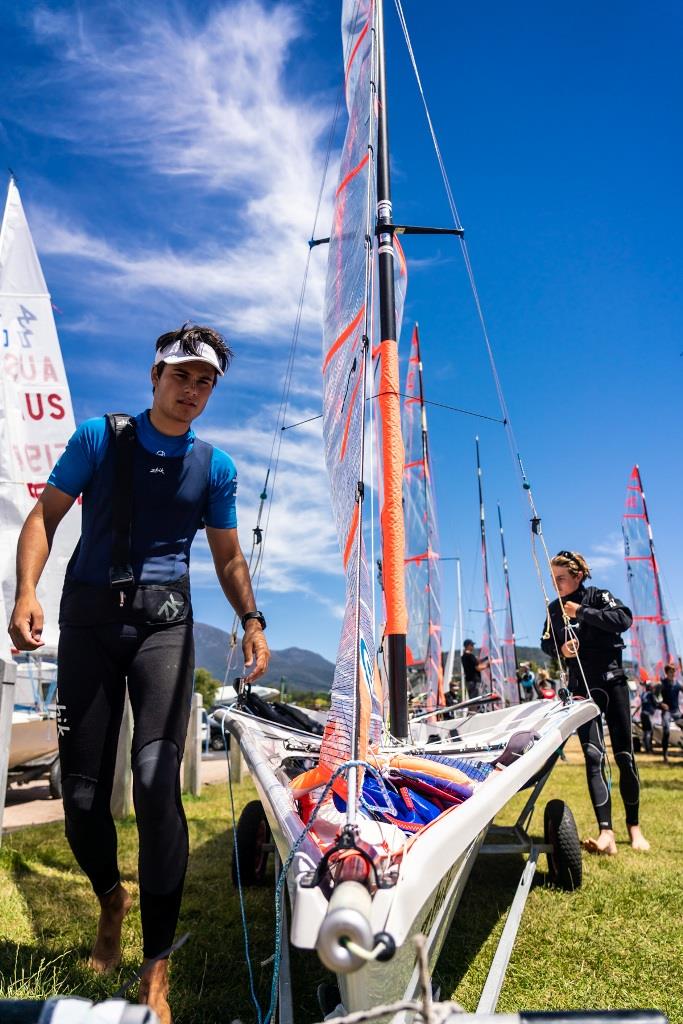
[111,696,133,819]
[457,558,466,702]
[376,0,408,739]
[0,658,18,843]
[182,692,203,797]
[498,502,519,700]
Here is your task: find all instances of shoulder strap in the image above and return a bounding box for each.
[106,413,137,587]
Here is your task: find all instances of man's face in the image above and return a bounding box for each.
[552,566,582,598]
[151,360,216,427]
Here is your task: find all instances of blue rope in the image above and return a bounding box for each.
[223,717,264,1024]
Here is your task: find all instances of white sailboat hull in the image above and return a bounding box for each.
[219,696,597,1013]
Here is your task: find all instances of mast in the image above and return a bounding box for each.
[497,502,519,704]
[475,436,491,617]
[475,437,503,700]
[376,0,408,738]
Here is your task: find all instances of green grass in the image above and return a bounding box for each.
[1,753,682,1023]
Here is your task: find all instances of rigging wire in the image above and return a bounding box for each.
[281,392,505,432]
[393,0,591,691]
[250,69,347,603]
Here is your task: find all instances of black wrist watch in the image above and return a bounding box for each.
[241,610,266,631]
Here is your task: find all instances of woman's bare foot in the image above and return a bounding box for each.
[628,824,651,851]
[582,828,617,855]
[139,958,172,1024]
[90,883,132,974]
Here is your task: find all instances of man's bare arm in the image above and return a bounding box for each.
[206,526,270,682]
[8,485,76,650]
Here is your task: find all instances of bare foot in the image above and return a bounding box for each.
[628,824,651,852]
[139,958,172,1024]
[582,828,617,855]
[90,883,132,974]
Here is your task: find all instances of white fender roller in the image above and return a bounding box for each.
[316,880,374,973]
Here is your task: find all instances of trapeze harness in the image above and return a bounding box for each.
[542,585,640,831]
[57,414,212,958]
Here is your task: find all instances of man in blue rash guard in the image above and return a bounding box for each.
[8,324,270,1024]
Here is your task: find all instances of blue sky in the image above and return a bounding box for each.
[2,1,682,664]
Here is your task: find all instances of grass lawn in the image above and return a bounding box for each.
[1,749,681,1023]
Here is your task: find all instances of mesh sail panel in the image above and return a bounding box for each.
[402,326,443,710]
[501,602,519,706]
[623,466,678,682]
[319,0,381,772]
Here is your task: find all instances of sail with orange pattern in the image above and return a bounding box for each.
[318,0,381,776]
[402,324,443,711]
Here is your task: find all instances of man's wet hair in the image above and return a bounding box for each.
[155,323,233,381]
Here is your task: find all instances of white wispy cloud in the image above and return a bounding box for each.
[587,532,624,572]
[24,1,334,340]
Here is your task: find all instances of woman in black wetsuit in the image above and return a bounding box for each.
[541,551,650,854]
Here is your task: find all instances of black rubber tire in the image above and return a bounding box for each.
[48,758,62,800]
[210,734,225,751]
[231,800,271,887]
[544,798,582,891]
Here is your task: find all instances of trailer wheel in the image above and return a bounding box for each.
[231,800,271,887]
[48,758,62,800]
[544,798,582,891]
[210,734,225,751]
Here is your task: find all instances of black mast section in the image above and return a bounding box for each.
[376,0,408,739]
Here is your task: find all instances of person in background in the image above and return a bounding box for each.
[536,668,556,699]
[660,664,683,764]
[519,663,536,701]
[461,639,488,701]
[639,681,659,755]
[541,550,649,854]
[444,678,462,719]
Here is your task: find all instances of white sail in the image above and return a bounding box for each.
[0,178,80,656]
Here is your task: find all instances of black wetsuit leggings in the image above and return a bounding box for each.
[575,678,640,830]
[57,622,194,958]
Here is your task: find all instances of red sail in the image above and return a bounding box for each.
[622,465,679,681]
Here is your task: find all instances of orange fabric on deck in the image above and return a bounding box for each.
[379,338,408,635]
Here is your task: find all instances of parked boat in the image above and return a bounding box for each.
[218,0,598,1017]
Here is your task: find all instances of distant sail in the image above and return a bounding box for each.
[623,465,679,681]
[318,0,383,773]
[402,325,443,711]
[497,503,519,705]
[0,179,80,657]
[475,438,505,700]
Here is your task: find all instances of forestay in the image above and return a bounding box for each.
[0,179,80,656]
[623,464,679,681]
[402,324,443,711]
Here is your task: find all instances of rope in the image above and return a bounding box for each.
[252,57,347,601]
[223,717,265,1024]
[394,0,598,696]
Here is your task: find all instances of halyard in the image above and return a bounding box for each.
[1,750,681,1023]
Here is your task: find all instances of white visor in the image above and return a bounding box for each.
[154,339,224,376]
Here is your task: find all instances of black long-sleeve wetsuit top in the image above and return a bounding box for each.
[540,584,633,694]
